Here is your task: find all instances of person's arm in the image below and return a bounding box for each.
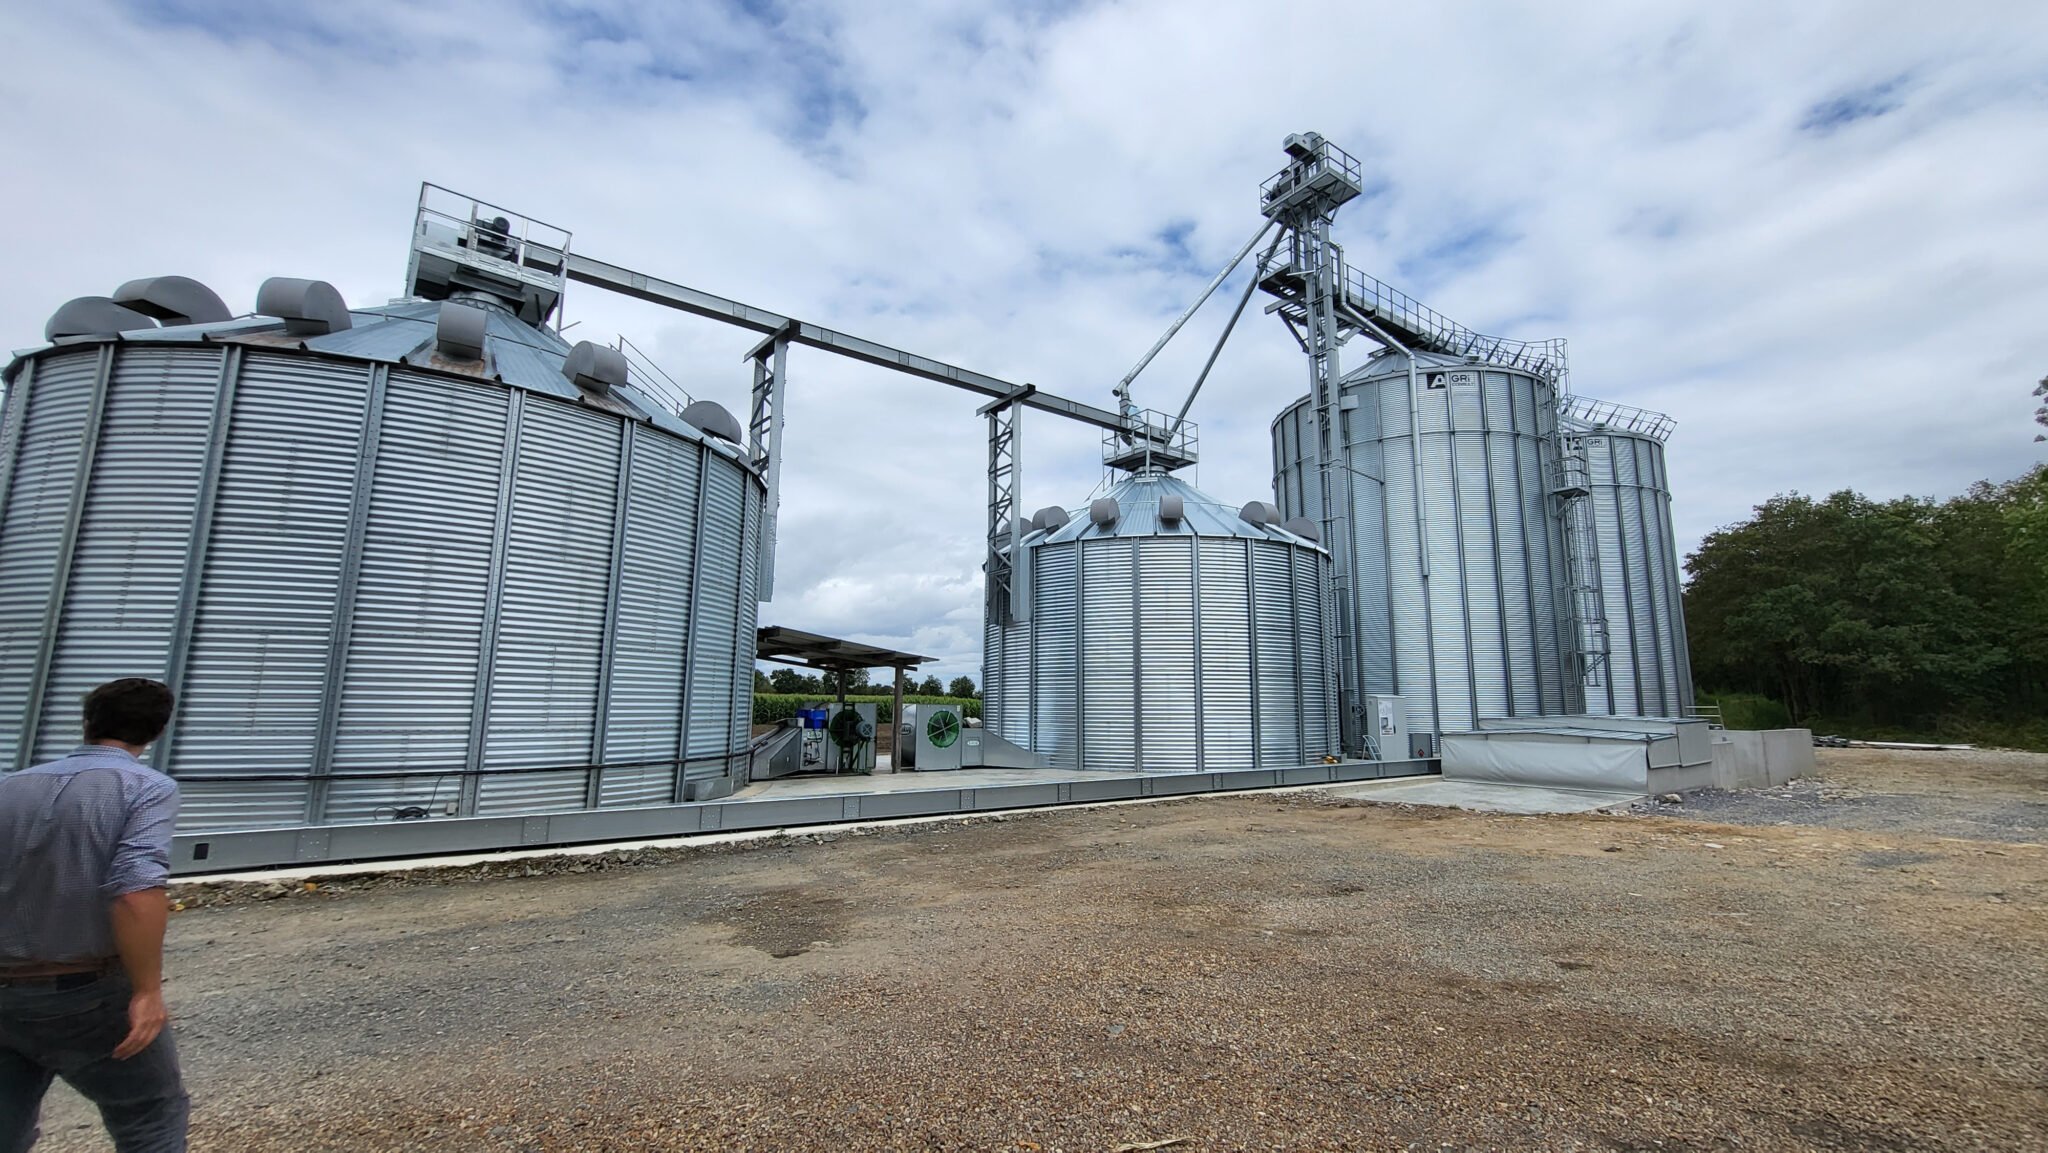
[102,774,179,1060]
[108,889,168,1059]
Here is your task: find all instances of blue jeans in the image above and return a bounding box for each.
[0,972,187,1153]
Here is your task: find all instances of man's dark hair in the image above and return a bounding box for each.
[81,678,176,746]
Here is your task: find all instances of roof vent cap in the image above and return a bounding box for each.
[1282,516,1321,542]
[255,277,352,335]
[681,400,743,444]
[435,302,488,361]
[111,276,231,327]
[1030,505,1070,532]
[562,341,628,396]
[1158,494,1184,524]
[1239,501,1282,527]
[1090,498,1120,528]
[44,297,158,341]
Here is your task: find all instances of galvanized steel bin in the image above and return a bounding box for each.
[0,301,762,831]
[982,473,1337,771]
[1273,351,1573,741]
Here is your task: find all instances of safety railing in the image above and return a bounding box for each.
[1560,394,1675,441]
[613,335,695,415]
[412,183,572,289]
[1338,265,1569,382]
[1260,137,1366,214]
[1103,408,1199,474]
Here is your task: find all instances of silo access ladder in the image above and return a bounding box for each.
[1549,433,1610,690]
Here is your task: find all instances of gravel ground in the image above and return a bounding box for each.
[1642,747,2048,843]
[33,748,2048,1151]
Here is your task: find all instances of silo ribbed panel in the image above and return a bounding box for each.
[1453,415,1505,721]
[322,373,505,824]
[732,479,760,768]
[685,458,744,778]
[0,352,97,770]
[1485,381,1537,718]
[1252,543,1300,765]
[1137,537,1196,770]
[1294,546,1334,758]
[174,353,369,829]
[1588,433,1635,715]
[476,403,619,814]
[1423,380,1479,733]
[1000,589,1030,747]
[1195,538,1254,768]
[600,427,698,806]
[34,349,216,758]
[1616,443,1657,713]
[1516,389,1568,716]
[1347,430,1393,699]
[982,610,1003,738]
[1079,539,1136,771]
[1030,545,1078,769]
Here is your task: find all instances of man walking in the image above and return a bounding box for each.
[0,678,188,1152]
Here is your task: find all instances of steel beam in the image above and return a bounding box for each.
[565,254,1126,432]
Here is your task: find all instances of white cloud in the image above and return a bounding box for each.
[3,0,2044,685]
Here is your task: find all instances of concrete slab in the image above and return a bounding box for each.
[734,766,1140,800]
[1325,776,1641,815]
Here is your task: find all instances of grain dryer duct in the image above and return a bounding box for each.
[0,251,762,831]
[1273,350,1575,748]
[1562,398,1694,717]
[982,472,1337,771]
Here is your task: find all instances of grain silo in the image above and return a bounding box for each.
[1562,398,1693,717]
[0,191,762,832]
[1272,349,1575,745]
[982,467,1338,771]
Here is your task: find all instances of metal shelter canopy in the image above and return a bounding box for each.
[757,625,935,723]
[756,626,933,674]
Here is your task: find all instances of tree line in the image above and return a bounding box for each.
[753,667,979,699]
[1685,462,2047,746]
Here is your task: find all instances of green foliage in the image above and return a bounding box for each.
[916,674,944,696]
[751,693,981,726]
[767,667,814,694]
[947,675,979,699]
[1694,691,1791,731]
[1686,464,2048,742]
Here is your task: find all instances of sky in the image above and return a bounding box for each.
[2,0,2044,686]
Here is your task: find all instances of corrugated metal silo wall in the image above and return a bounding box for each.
[1582,431,1693,716]
[0,341,762,833]
[1273,365,1572,739]
[985,535,1334,771]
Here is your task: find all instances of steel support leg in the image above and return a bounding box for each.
[985,402,1023,626]
[747,325,792,602]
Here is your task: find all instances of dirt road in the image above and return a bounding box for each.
[36,749,2048,1151]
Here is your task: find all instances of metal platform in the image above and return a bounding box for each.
[168,758,1436,875]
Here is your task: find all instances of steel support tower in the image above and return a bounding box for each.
[1254,132,1604,734]
[1257,133,1367,752]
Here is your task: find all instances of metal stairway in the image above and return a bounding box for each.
[1260,261,1569,381]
